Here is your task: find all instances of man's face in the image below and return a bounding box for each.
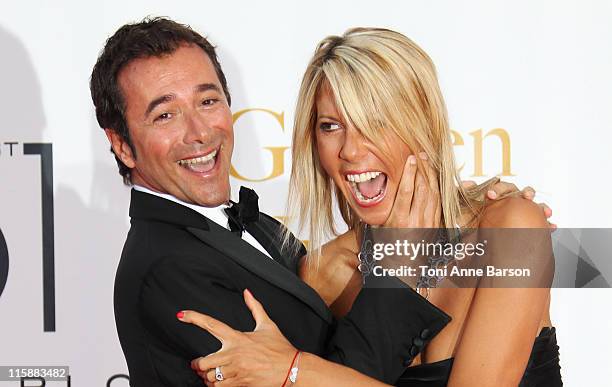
[108,44,234,207]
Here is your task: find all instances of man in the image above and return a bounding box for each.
[91,17,548,386]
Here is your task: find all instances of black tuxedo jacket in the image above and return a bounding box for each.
[114,190,450,386]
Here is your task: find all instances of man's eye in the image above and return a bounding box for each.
[202,98,218,106]
[319,122,341,132]
[154,112,172,122]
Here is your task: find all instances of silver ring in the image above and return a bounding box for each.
[215,366,224,381]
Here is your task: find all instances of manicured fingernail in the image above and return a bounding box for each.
[419,152,428,160]
[176,311,185,320]
[545,208,552,217]
[487,190,497,199]
[409,155,417,165]
[245,288,253,297]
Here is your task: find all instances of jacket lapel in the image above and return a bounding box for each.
[186,224,332,323]
[129,189,331,323]
[244,220,295,272]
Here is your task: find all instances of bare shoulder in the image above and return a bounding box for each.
[298,229,360,307]
[477,196,554,286]
[479,196,548,228]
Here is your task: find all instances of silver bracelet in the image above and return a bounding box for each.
[287,351,301,385]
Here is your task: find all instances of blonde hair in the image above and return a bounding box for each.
[284,27,497,259]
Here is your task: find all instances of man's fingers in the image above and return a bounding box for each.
[386,154,417,226]
[538,202,552,218]
[487,181,518,200]
[243,289,273,330]
[521,186,536,200]
[178,310,237,344]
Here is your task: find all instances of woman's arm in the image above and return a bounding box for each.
[179,289,389,387]
[293,353,389,387]
[448,197,553,387]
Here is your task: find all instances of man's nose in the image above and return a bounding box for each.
[339,126,369,161]
[182,111,212,144]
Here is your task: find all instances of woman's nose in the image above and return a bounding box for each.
[339,126,368,161]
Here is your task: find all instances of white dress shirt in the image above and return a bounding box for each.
[133,185,273,259]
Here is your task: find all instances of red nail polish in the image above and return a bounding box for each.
[176,311,185,320]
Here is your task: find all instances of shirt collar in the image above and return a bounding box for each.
[132,185,230,230]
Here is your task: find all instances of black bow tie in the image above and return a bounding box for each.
[224,186,260,236]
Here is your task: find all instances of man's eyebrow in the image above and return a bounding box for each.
[195,83,221,93]
[145,94,175,118]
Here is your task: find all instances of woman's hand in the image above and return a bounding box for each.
[178,289,297,387]
[383,152,555,229]
[385,152,441,228]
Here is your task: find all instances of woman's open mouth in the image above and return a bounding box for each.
[346,171,388,207]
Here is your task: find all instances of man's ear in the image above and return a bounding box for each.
[104,129,136,168]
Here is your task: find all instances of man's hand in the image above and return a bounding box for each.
[462,180,555,229]
[178,289,297,387]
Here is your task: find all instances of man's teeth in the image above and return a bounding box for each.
[346,171,382,183]
[177,150,217,166]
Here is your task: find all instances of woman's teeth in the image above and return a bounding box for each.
[353,185,385,203]
[345,171,387,203]
[346,171,382,183]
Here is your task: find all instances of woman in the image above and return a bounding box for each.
[182,28,561,386]
[287,27,561,386]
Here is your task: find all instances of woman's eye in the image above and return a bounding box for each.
[319,122,341,132]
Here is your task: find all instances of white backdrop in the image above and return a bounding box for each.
[1,0,611,385]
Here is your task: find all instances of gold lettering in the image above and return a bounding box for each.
[451,130,465,173]
[231,109,289,181]
[470,128,514,176]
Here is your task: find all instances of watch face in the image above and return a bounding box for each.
[0,229,8,299]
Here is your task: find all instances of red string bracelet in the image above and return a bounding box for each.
[281,350,300,387]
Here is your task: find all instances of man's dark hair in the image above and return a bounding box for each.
[90,17,231,184]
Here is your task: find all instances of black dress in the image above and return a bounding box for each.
[395,327,562,386]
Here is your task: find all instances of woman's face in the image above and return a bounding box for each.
[315,83,411,225]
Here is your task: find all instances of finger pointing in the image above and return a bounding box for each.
[243,289,273,330]
[177,310,237,344]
